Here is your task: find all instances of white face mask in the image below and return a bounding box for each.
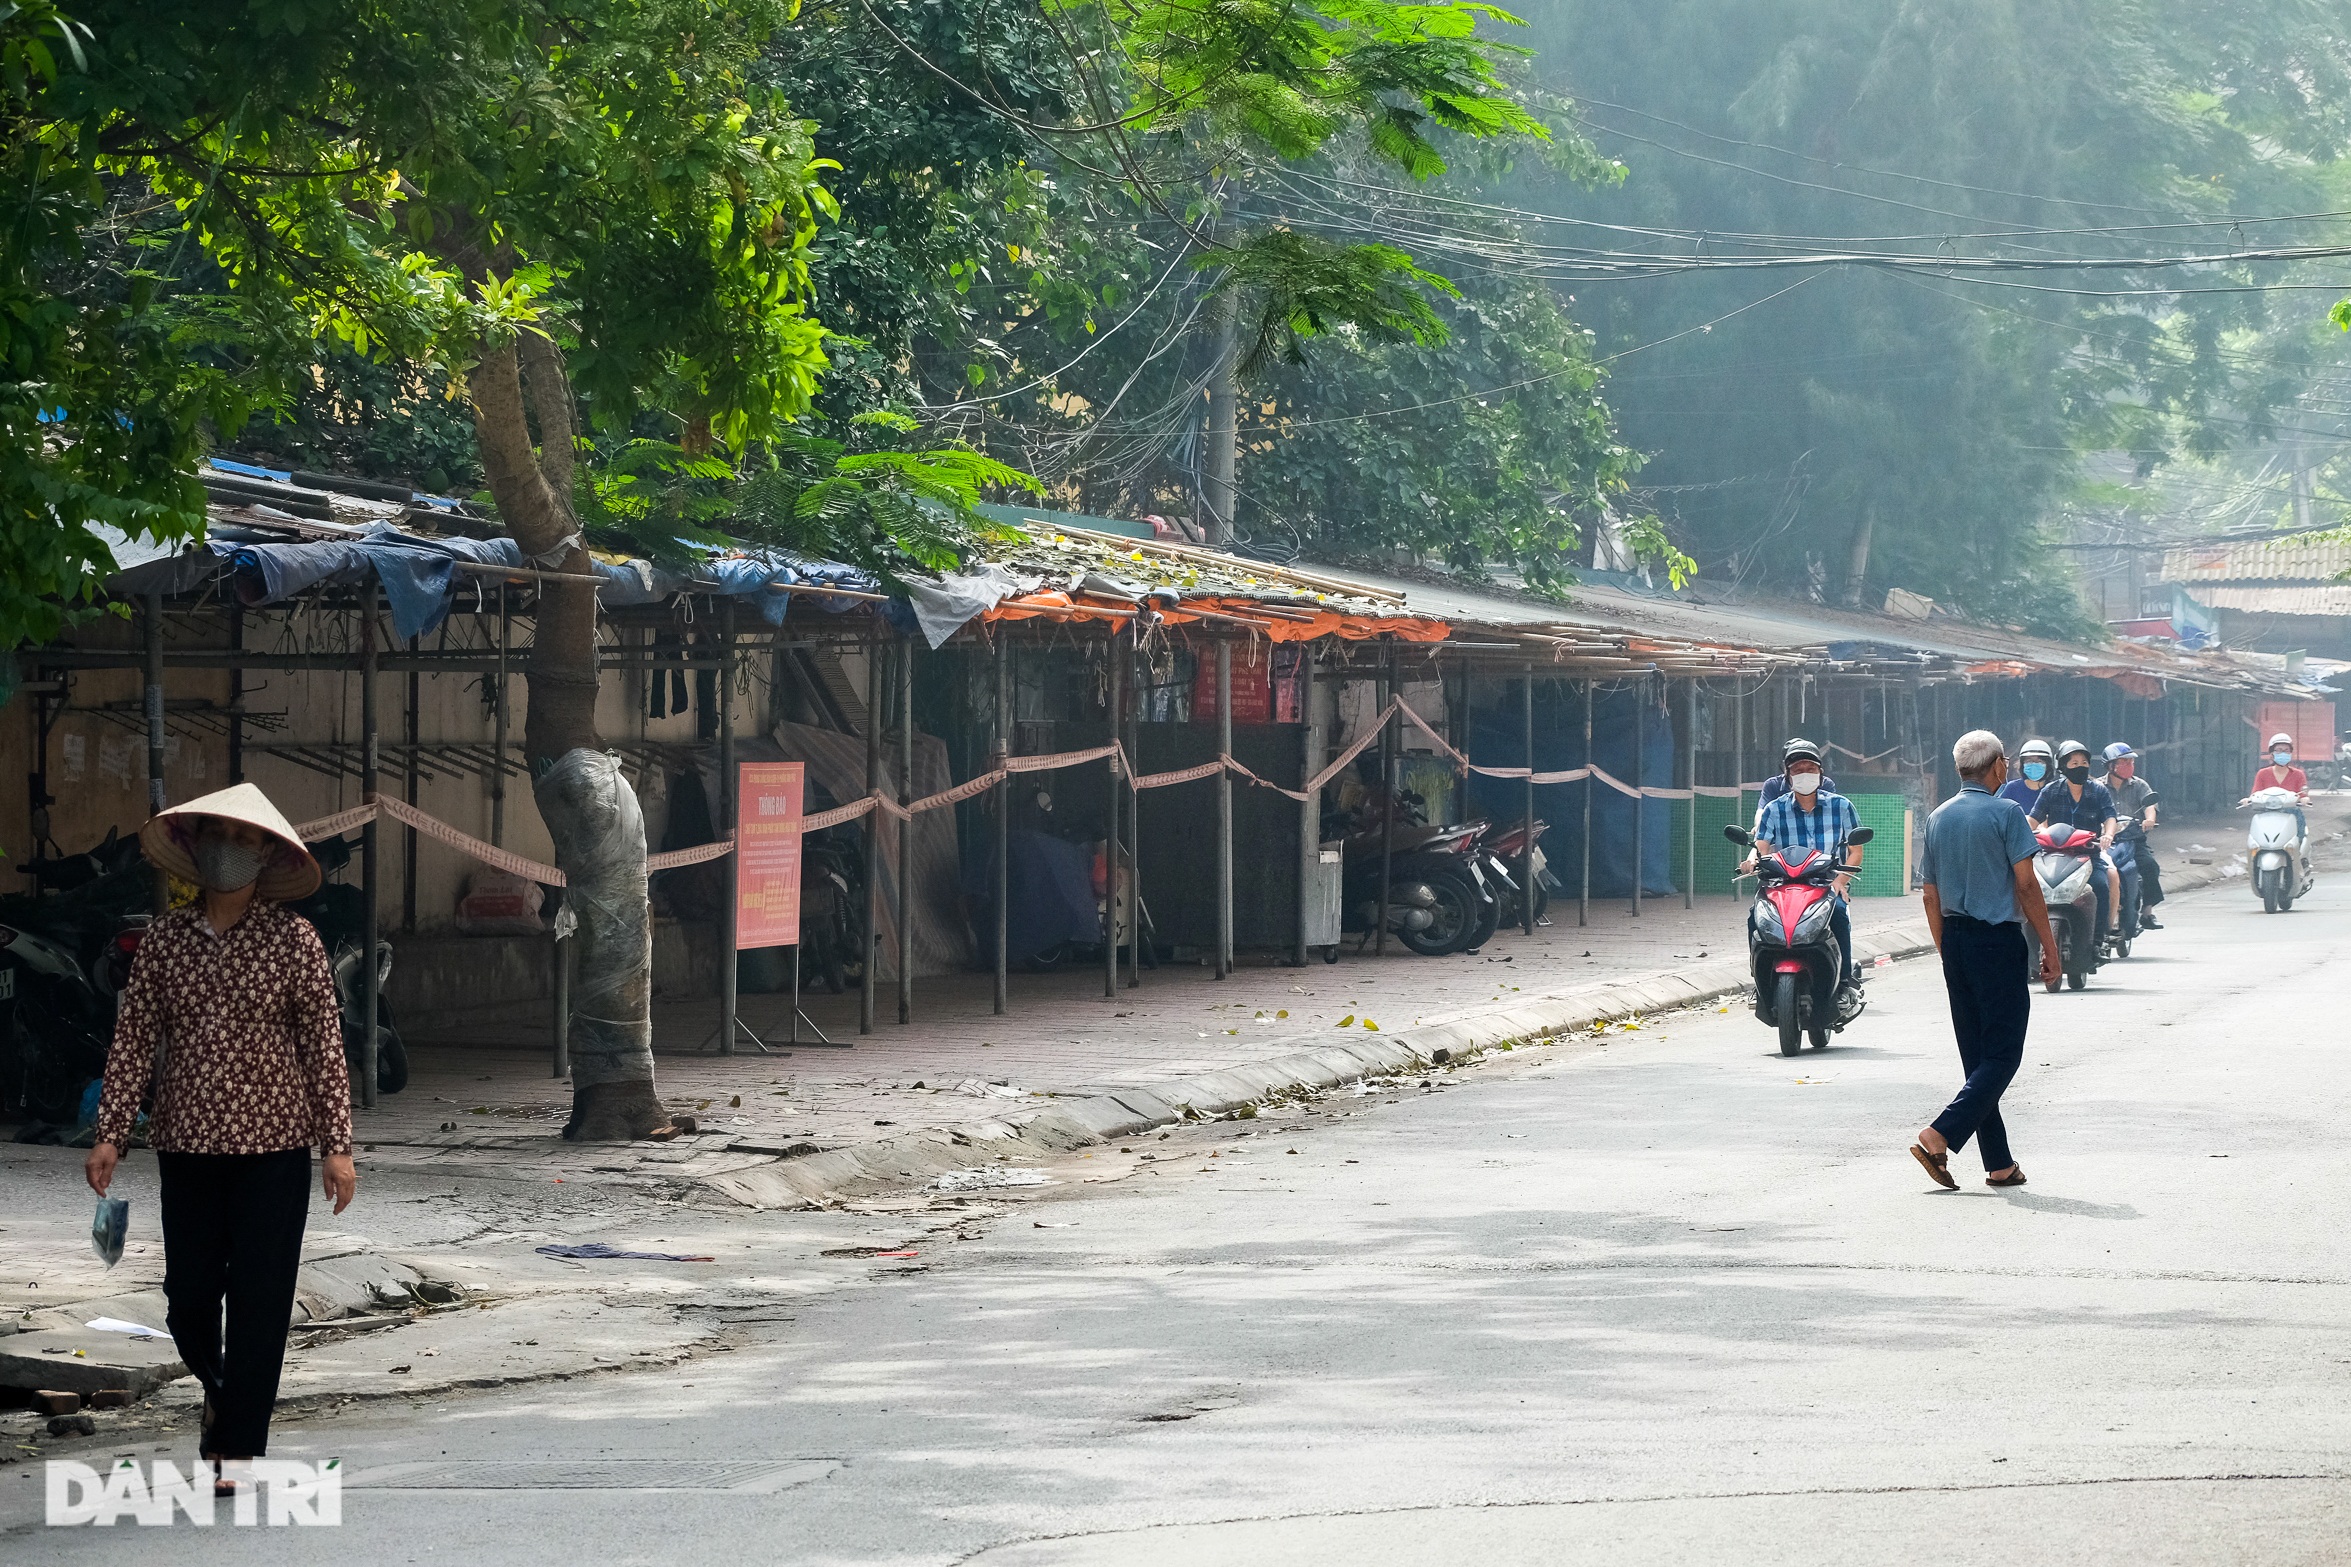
[1790,771,1821,796]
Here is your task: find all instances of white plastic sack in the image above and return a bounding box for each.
[456,869,547,935]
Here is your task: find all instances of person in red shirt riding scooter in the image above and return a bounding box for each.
[2253,732,2310,841]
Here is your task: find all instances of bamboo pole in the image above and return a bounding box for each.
[1216,639,1233,979]
[359,589,381,1110]
[718,597,738,1055]
[897,638,914,1024]
[993,635,1010,1017]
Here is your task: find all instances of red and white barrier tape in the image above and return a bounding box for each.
[289,718,1787,891]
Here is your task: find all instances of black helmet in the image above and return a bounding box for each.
[1782,737,1823,769]
[2056,738,2091,764]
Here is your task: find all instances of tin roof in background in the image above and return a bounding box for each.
[2160,536,2351,584]
[2183,583,2351,617]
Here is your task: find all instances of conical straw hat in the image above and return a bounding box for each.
[139,783,323,902]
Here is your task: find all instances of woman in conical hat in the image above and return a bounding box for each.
[86,783,356,1493]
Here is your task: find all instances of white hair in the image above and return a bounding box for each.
[1952,729,2005,777]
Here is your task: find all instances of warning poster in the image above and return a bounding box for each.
[736,762,804,948]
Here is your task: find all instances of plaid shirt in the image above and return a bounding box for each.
[1754,788,1861,865]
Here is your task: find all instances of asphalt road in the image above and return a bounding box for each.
[14,864,2351,1564]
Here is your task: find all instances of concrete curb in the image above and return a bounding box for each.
[698,920,1941,1210]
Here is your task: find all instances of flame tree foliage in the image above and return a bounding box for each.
[849,0,1686,585]
[3,0,1648,1135]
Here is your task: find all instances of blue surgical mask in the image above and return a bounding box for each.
[2022,761,2047,782]
[2273,751,2292,766]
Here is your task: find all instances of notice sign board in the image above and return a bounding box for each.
[736,762,804,948]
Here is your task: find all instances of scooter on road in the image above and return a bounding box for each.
[2244,785,2314,913]
[2026,823,2102,991]
[1723,823,1873,1057]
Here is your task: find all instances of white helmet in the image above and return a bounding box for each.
[2268,733,2294,751]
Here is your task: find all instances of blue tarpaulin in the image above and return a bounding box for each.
[692,550,881,627]
[206,523,879,640]
[1466,683,1679,899]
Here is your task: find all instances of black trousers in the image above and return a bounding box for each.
[1929,915,2030,1174]
[2132,838,2165,908]
[158,1148,312,1458]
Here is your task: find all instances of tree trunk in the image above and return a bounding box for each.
[469,333,682,1142]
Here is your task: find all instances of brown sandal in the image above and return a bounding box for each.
[1986,1168,2027,1188]
[1910,1143,1957,1189]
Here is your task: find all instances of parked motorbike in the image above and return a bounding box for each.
[2244,785,2314,913]
[1,832,151,1126]
[287,835,408,1094]
[1326,785,1501,957]
[1327,809,1493,956]
[2026,822,2101,991]
[1723,823,1873,1056]
[799,831,861,993]
[1482,818,1557,930]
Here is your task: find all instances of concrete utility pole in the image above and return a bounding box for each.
[1202,293,1239,546]
[1842,503,1876,608]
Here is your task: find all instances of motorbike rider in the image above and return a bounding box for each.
[1756,750,1837,812]
[1747,738,1865,1016]
[2030,739,2123,944]
[2102,741,2162,930]
[1998,739,2053,811]
[2253,733,2310,843]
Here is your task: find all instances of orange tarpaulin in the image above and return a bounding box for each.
[979,591,1449,643]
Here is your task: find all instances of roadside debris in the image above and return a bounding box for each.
[931,1168,1052,1192]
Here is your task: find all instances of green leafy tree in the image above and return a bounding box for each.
[1505,0,2351,633]
[18,0,849,1138]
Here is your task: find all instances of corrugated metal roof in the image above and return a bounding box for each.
[1302,561,2314,695]
[2186,583,2351,617]
[2159,537,2351,584]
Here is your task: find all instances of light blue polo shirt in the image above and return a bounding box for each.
[1921,782,2038,925]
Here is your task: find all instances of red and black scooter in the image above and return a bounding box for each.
[2026,822,2102,991]
[1724,822,1874,1057]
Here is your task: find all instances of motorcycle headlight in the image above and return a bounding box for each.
[2052,865,2089,903]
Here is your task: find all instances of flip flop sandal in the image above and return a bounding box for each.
[1986,1169,2027,1188]
[1910,1143,1957,1190]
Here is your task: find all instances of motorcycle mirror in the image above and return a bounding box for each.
[1721,824,1753,846]
[1844,827,1875,846]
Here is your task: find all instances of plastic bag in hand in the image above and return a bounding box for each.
[91,1197,128,1268]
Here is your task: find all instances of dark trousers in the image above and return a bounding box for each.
[1830,899,1857,984]
[2109,841,2142,931]
[1930,916,2030,1173]
[158,1148,312,1458]
[2131,839,2164,908]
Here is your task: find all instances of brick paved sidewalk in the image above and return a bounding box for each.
[370,889,1921,1178]
[360,798,2330,1189]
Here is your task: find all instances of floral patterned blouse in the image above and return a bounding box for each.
[95,904,354,1158]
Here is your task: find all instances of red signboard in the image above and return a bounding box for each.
[736,762,804,949]
[1191,657,1273,725]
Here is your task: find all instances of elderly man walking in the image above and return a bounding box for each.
[1912,731,2062,1190]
